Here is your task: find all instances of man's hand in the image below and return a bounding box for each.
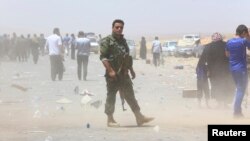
[130,68,136,79]
[102,60,117,81]
[108,69,117,81]
[225,50,230,57]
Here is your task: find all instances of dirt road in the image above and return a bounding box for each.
[0,54,249,141]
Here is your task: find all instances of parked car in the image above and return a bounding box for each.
[178,34,200,47]
[162,41,177,56]
[88,37,99,54]
[183,34,200,41]
[126,39,136,59]
[174,45,194,57]
[174,34,200,57]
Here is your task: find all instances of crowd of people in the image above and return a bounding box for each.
[0,30,93,81]
[0,32,77,63]
[0,33,46,64]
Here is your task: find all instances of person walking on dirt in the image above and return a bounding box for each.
[151,36,162,67]
[226,24,250,118]
[45,28,65,81]
[75,31,91,81]
[100,19,154,127]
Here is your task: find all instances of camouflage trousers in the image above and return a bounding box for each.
[105,74,140,115]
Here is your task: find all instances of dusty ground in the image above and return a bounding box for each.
[0,53,250,141]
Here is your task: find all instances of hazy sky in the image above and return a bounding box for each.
[0,0,250,39]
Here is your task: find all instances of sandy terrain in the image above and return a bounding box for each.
[0,53,250,141]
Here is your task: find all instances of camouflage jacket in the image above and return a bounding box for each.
[100,34,132,74]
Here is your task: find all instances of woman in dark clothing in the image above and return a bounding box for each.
[139,37,147,59]
[196,54,210,108]
[198,32,235,108]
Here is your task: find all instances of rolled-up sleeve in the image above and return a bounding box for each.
[100,38,110,61]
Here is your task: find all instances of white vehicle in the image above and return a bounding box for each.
[162,41,177,56]
[178,34,200,47]
[183,34,200,41]
[175,34,200,57]
[88,37,99,54]
[126,39,136,59]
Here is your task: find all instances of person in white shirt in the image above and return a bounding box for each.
[151,36,162,67]
[45,28,64,81]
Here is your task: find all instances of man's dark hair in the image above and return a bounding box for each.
[236,24,248,35]
[53,28,60,35]
[112,19,124,28]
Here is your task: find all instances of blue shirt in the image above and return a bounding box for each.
[226,38,250,72]
[75,37,91,56]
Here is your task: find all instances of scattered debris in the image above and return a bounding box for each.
[74,86,79,94]
[80,89,94,96]
[81,95,92,105]
[56,106,65,111]
[90,100,102,109]
[12,73,21,80]
[45,136,53,141]
[23,130,46,134]
[174,65,184,69]
[56,97,72,104]
[11,84,29,92]
[33,110,42,118]
[182,89,197,98]
[86,123,90,128]
[140,72,145,75]
[153,125,160,133]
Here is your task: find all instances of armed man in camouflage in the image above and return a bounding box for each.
[100,19,154,127]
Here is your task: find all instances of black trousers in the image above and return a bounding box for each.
[50,55,64,81]
[197,77,210,100]
[77,55,89,80]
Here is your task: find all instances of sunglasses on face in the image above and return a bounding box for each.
[114,26,123,29]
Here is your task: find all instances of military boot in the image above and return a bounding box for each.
[134,111,154,126]
[107,115,120,127]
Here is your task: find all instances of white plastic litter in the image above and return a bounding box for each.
[33,110,42,118]
[45,136,53,141]
[90,100,102,109]
[56,97,72,104]
[80,89,94,96]
[153,125,160,133]
[81,95,92,105]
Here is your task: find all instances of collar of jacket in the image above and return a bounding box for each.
[112,32,124,41]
